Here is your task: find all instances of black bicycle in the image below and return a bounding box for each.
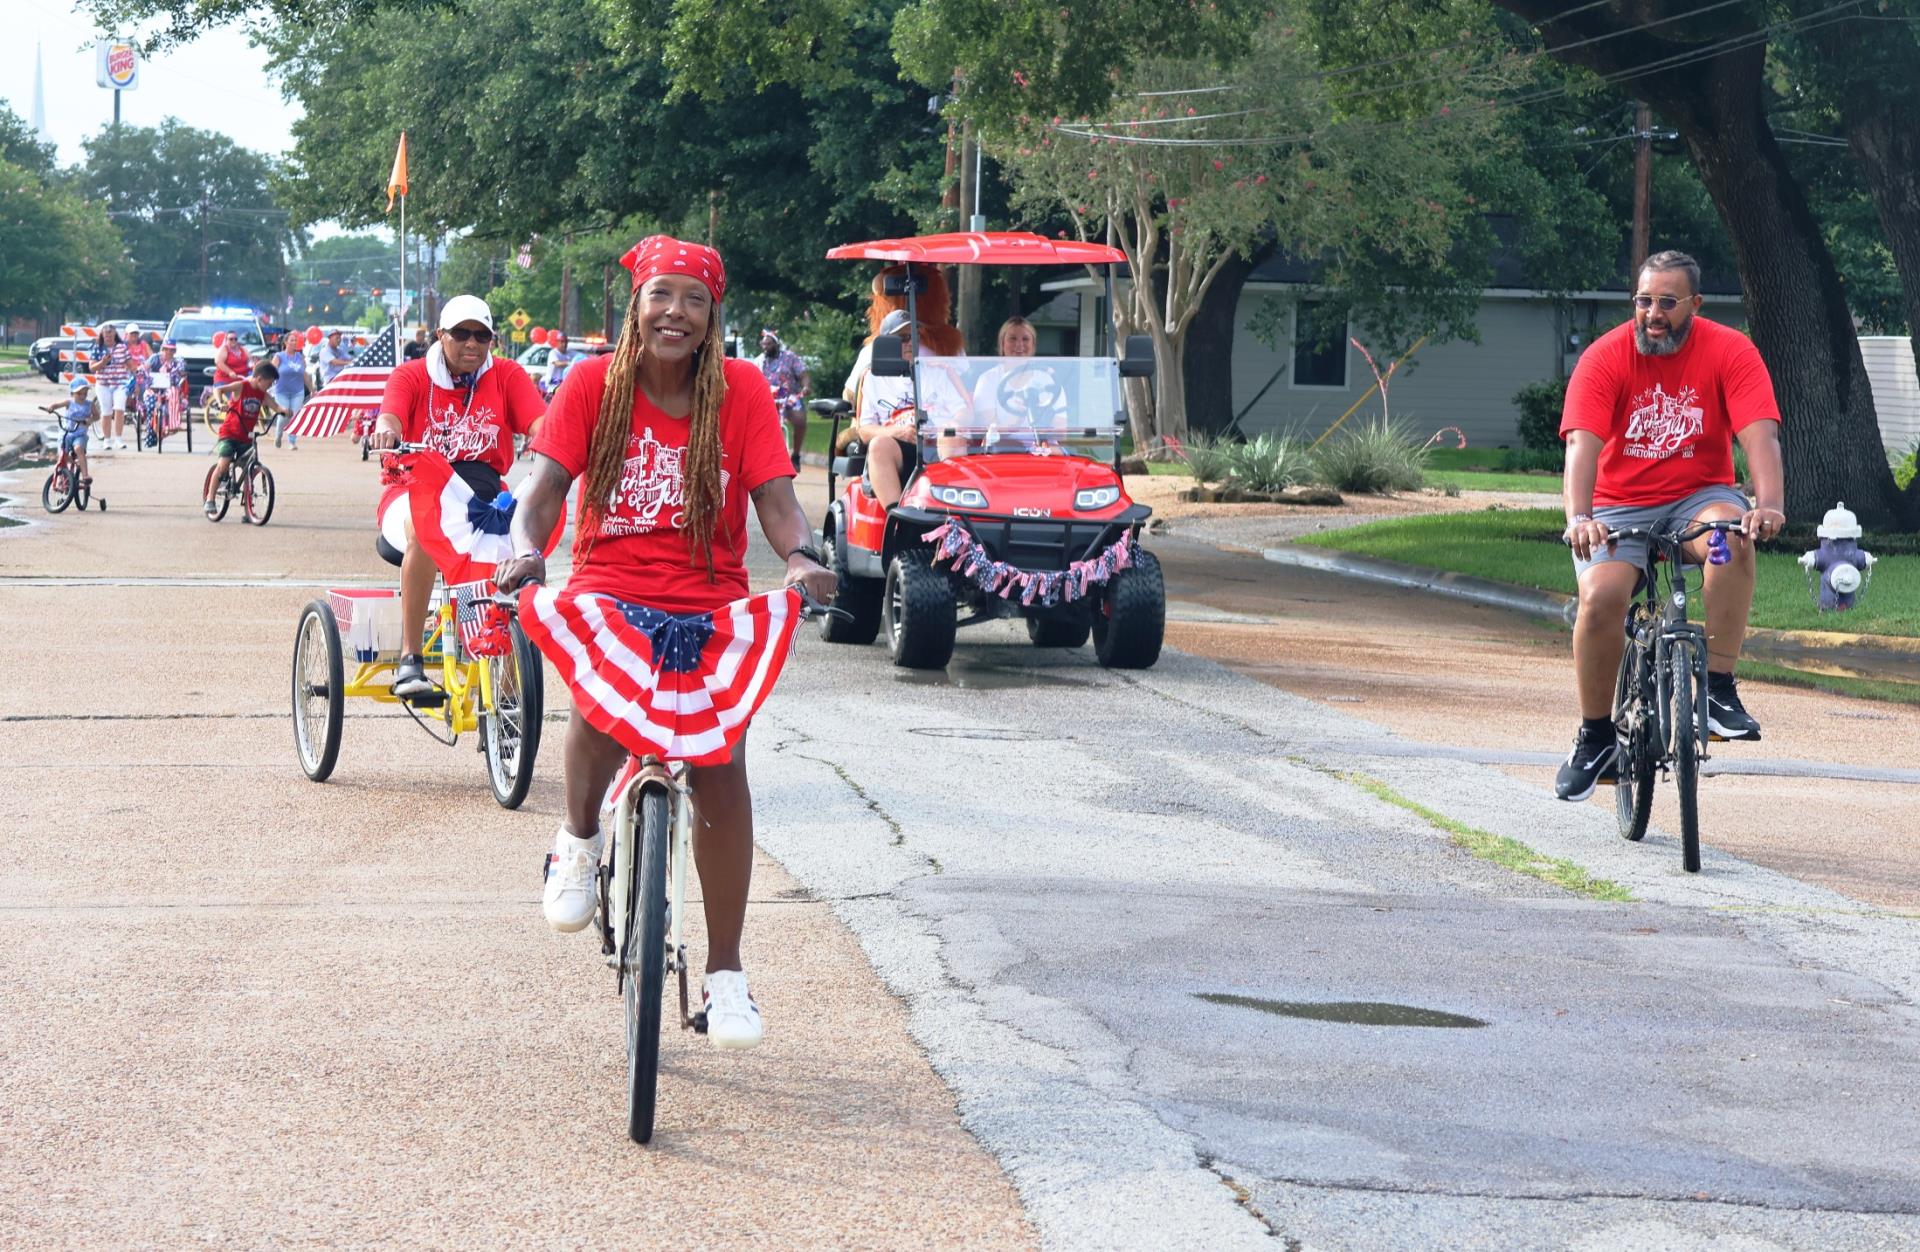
[1609,518,1746,873]
[202,439,275,525]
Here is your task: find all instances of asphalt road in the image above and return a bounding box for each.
[3,405,1917,1251]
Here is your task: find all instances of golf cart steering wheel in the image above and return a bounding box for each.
[995,366,1065,422]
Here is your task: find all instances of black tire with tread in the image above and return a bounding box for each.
[884,550,956,670]
[1026,615,1090,648]
[1613,644,1655,842]
[483,621,543,810]
[1092,547,1165,670]
[244,463,275,526]
[1673,649,1702,873]
[625,786,671,1144]
[819,513,882,644]
[292,600,345,782]
[42,467,74,514]
[203,464,231,521]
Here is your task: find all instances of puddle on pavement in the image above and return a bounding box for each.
[1196,992,1488,1028]
[895,661,1090,691]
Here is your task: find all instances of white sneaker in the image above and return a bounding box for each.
[702,970,763,1050]
[541,826,603,933]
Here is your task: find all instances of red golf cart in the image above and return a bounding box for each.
[810,231,1164,671]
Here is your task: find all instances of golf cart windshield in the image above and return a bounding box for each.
[866,354,1123,462]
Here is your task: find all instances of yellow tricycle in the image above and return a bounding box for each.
[291,581,544,808]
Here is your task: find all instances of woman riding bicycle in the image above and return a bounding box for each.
[494,235,834,1050]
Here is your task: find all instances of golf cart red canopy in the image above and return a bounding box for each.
[826,231,1126,266]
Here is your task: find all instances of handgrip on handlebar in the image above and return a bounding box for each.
[793,584,852,624]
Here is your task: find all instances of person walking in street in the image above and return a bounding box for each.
[403,326,429,361]
[492,235,833,1051]
[367,296,545,699]
[318,328,354,385]
[1554,249,1787,802]
[271,332,306,449]
[148,340,187,443]
[543,330,577,399]
[756,328,810,472]
[89,322,134,452]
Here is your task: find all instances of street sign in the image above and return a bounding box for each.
[510,329,528,346]
[507,308,531,331]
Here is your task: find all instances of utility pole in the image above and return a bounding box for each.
[558,233,575,337]
[1631,101,1652,281]
[602,264,615,339]
[955,121,981,352]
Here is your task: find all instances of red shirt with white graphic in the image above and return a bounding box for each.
[380,356,546,476]
[1559,316,1780,507]
[218,380,270,441]
[532,354,794,614]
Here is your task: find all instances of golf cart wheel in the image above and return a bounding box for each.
[1026,615,1090,649]
[884,550,956,670]
[820,516,881,645]
[1093,548,1165,670]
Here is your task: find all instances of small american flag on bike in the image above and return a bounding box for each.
[517,586,803,766]
[451,579,511,657]
[284,321,399,439]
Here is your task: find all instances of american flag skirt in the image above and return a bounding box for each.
[517,586,802,766]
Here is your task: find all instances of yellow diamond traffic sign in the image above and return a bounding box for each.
[507,308,531,331]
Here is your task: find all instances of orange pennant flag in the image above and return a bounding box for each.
[386,132,409,212]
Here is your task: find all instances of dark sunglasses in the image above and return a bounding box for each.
[1632,295,1686,312]
[444,326,494,344]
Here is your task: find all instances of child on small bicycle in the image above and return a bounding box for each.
[203,361,289,517]
[40,379,96,490]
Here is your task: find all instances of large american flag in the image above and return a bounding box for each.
[517,586,804,766]
[285,320,399,438]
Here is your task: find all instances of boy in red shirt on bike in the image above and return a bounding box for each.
[203,361,289,517]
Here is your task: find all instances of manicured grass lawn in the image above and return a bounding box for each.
[1423,447,1562,495]
[1299,508,1920,637]
[0,346,29,363]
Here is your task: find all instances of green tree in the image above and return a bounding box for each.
[288,233,401,325]
[0,106,57,178]
[75,121,299,315]
[0,157,131,321]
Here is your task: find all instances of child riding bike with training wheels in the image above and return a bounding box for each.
[1555,249,1787,802]
[204,361,290,517]
[41,378,97,493]
[493,234,835,1051]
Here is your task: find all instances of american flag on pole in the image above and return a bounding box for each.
[517,586,803,766]
[285,320,399,439]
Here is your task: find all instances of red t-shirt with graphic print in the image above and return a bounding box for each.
[379,356,546,476]
[218,380,270,441]
[1559,316,1780,508]
[531,354,794,615]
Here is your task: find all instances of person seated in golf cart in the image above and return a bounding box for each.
[966,316,1069,451]
[852,309,973,507]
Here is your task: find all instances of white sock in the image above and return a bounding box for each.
[557,827,604,858]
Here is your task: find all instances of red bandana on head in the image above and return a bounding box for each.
[620,235,727,304]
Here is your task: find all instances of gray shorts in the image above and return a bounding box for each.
[1572,484,1751,578]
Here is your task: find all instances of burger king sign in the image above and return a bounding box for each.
[94,40,140,91]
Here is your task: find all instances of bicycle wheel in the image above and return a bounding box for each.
[292,600,345,782]
[201,465,231,521]
[482,622,543,810]
[624,785,671,1144]
[203,394,223,438]
[1671,646,1703,873]
[41,466,73,514]
[1613,642,1656,842]
[243,463,275,526]
[74,474,91,511]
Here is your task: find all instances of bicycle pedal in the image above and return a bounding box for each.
[402,688,448,709]
[691,1010,709,1035]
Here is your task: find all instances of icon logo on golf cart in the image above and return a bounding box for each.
[1013,507,1053,518]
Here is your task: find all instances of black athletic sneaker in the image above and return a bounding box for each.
[1707,675,1762,741]
[1554,726,1619,801]
[392,653,434,699]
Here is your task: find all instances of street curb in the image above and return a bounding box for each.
[1258,541,1920,686]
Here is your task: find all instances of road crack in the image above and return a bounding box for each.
[1198,1155,1294,1243]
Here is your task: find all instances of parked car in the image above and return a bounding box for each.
[29,335,69,381]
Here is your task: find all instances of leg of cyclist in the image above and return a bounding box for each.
[1682,497,1762,739]
[687,742,763,1047]
[1557,559,1638,800]
[394,534,439,697]
[542,710,627,933]
[786,403,807,472]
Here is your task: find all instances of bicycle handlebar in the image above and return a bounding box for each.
[484,577,851,624]
[1601,519,1748,545]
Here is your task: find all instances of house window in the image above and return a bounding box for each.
[1291,302,1349,389]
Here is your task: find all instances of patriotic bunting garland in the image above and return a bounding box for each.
[377,449,566,586]
[922,519,1136,607]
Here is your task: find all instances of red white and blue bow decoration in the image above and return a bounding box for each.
[377,450,566,585]
[923,519,1136,606]
[518,586,802,766]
